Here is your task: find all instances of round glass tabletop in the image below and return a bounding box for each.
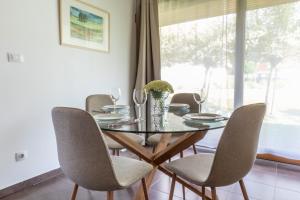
[97,112,227,134]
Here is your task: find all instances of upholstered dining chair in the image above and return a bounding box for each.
[166,103,266,200]
[147,93,200,155]
[52,107,152,200]
[86,94,144,156]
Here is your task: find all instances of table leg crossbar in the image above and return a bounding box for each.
[104,131,212,200]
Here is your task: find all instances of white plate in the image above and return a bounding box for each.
[102,105,130,110]
[169,103,190,108]
[93,113,125,121]
[183,113,224,121]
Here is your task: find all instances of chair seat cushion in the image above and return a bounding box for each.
[111,156,153,187]
[105,133,144,149]
[165,153,214,185]
[147,134,180,145]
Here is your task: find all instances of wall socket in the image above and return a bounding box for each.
[7,52,24,63]
[15,151,28,162]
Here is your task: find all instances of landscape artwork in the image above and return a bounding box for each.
[60,0,109,52]
[70,6,103,43]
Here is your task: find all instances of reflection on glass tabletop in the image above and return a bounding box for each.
[97,112,228,134]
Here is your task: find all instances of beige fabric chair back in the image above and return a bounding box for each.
[52,107,119,191]
[206,103,266,187]
[86,94,113,113]
[171,93,200,113]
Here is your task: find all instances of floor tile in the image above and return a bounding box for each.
[253,159,277,172]
[277,163,300,173]
[245,167,277,186]
[231,180,275,200]
[276,164,300,192]
[2,158,299,200]
[151,174,185,198]
[149,189,182,200]
[274,188,300,200]
[226,192,259,200]
[218,184,235,192]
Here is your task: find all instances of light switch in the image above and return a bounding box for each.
[7,52,24,63]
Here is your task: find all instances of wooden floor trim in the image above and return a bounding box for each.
[257,153,300,166]
[0,168,62,199]
[196,145,300,166]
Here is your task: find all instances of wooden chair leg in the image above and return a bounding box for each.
[192,144,197,154]
[152,146,156,153]
[211,187,217,200]
[202,186,206,200]
[169,174,177,200]
[142,178,149,200]
[71,184,78,200]
[112,149,116,156]
[239,179,249,200]
[182,185,186,200]
[107,191,113,200]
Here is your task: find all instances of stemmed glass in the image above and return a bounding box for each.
[133,89,147,121]
[110,88,121,113]
[193,87,209,114]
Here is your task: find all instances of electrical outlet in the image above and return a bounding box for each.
[15,151,28,162]
[7,52,24,63]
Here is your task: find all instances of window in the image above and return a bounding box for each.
[245,1,300,159]
[160,0,236,115]
[159,0,300,160]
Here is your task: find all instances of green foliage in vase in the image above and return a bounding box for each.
[144,80,174,99]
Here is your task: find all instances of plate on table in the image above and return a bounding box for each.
[102,105,130,112]
[183,113,224,122]
[93,113,125,121]
[169,103,190,109]
[169,103,190,116]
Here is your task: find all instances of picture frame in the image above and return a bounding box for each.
[59,0,110,52]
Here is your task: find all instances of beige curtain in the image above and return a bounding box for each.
[134,0,161,90]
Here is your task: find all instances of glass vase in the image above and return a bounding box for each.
[150,91,169,116]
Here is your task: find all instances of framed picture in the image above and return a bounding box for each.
[59,0,110,52]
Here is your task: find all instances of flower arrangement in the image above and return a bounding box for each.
[144,80,174,115]
[144,80,174,99]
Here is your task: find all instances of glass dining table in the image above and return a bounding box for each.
[98,111,227,200]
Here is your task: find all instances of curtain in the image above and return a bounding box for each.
[134,0,161,90]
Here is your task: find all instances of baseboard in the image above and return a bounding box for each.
[196,145,300,166]
[0,168,62,199]
[257,153,300,166]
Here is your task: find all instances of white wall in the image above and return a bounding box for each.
[0,0,135,189]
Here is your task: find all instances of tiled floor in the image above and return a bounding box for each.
[2,149,300,200]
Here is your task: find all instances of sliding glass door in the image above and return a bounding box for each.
[159,0,300,162]
[244,1,300,160]
[159,0,236,115]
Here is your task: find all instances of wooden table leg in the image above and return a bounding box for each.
[153,131,207,165]
[134,134,172,200]
[141,178,149,200]
[103,131,212,200]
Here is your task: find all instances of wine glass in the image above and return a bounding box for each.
[110,88,121,113]
[133,89,147,121]
[193,87,208,114]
